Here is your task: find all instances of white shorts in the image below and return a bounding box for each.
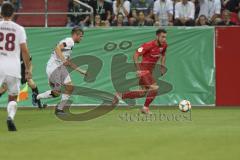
[0,74,20,96]
[46,62,71,91]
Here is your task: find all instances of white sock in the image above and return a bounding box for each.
[7,101,17,120]
[37,90,53,100]
[116,93,125,104]
[57,94,70,110]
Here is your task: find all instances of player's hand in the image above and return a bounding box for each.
[25,69,32,80]
[160,67,164,76]
[84,70,88,76]
[63,60,70,66]
[160,65,166,76]
[84,72,89,77]
[81,70,88,77]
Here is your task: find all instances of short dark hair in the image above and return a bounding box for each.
[71,27,84,35]
[156,28,167,35]
[1,2,14,18]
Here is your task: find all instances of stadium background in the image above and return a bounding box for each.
[1,27,239,107]
[0,0,239,107]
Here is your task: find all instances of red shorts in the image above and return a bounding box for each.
[139,72,155,86]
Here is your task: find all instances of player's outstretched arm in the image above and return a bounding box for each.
[160,55,166,76]
[134,51,147,78]
[133,53,141,72]
[20,43,31,79]
[55,43,87,76]
[68,61,87,76]
[161,55,166,67]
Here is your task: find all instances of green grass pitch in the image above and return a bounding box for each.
[0,107,240,160]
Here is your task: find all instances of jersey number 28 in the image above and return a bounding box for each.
[0,32,15,51]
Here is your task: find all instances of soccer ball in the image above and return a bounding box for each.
[179,100,191,112]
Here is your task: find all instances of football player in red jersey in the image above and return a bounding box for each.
[114,29,168,114]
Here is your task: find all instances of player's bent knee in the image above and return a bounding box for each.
[65,84,74,93]
[139,91,147,97]
[149,85,159,91]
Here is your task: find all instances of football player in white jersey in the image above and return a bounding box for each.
[37,27,87,115]
[0,2,31,131]
[0,54,42,108]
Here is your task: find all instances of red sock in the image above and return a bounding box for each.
[144,90,158,108]
[122,91,145,99]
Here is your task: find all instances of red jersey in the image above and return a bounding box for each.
[135,40,168,73]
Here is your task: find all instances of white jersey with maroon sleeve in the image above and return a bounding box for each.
[47,37,74,67]
[0,20,27,78]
